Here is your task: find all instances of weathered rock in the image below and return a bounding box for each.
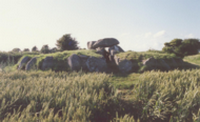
[93,38,119,48]
[108,50,118,63]
[158,59,171,71]
[142,57,156,66]
[41,56,54,70]
[86,57,107,72]
[25,57,37,71]
[142,58,171,71]
[166,58,177,69]
[96,47,106,55]
[141,57,158,71]
[87,41,96,49]
[79,55,90,71]
[108,45,124,55]
[114,56,133,73]
[108,46,124,63]
[18,56,31,70]
[67,54,81,71]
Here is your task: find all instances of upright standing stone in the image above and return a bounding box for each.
[86,57,107,72]
[67,54,81,71]
[41,56,54,70]
[18,56,31,70]
[87,41,97,49]
[25,57,37,71]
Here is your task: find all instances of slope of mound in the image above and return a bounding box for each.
[16,50,102,71]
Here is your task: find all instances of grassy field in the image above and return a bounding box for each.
[184,54,200,66]
[1,51,200,121]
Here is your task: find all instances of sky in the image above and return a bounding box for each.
[0,0,200,52]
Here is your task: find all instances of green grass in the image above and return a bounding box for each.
[116,50,178,61]
[2,51,200,121]
[109,73,140,90]
[15,50,102,71]
[184,53,200,66]
[0,71,121,122]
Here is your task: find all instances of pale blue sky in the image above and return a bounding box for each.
[0,0,200,51]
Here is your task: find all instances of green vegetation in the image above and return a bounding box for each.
[0,71,121,121]
[129,69,200,121]
[23,48,30,52]
[0,51,40,64]
[162,38,200,57]
[116,50,178,61]
[40,45,50,54]
[2,45,200,121]
[16,50,102,71]
[31,46,38,52]
[56,34,79,51]
[2,64,200,121]
[184,54,200,66]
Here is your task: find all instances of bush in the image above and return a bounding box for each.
[31,46,38,52]
[162,38,200,57]
[56,34,79,51]
[12,48,21,53]
[40,45,50,54]
[23,48,30,52]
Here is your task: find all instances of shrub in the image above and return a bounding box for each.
[162,38,200,57]
[40,45,50,54]
[56,34,79,51]
[31,46,38,52]
[23,48,30,52]
[12,48,21,53]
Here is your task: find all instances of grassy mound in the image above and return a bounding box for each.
[115,50,185,72]
[15,50,102,71]
[0,51,40,64]
[116,50,178,61]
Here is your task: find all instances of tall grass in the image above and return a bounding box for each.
[131,69,200,121]
[0,71,120,121]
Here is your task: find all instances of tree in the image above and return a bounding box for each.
[23,48,30,52]
[32,46,38,52]
[162,38,200,57]
[50,47,58,53]
[180,39,200,55]
[56,34,79,51]
[12,48,21,53]
[41,45,50,54]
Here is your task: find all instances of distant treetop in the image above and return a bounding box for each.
[56,34,79,51]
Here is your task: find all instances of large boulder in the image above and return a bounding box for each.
[142,57,171,71]
[114,56,133,73]
[41,56,54,70]
[92,38,119,48]
[87,41,96,49]
[141,57,158,71]
[142,57,156,66]
[25,57,37,71]
[96,47,106,55]
[158,59,171,71]
[86,57,107,72]
[79,55,89,71]
[67,54,81,71]
[108,45,124,55]
[18,56,31,70]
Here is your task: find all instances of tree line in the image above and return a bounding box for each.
[162,38,200,58]
[11,34,79,54]
[11,33,200,58]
